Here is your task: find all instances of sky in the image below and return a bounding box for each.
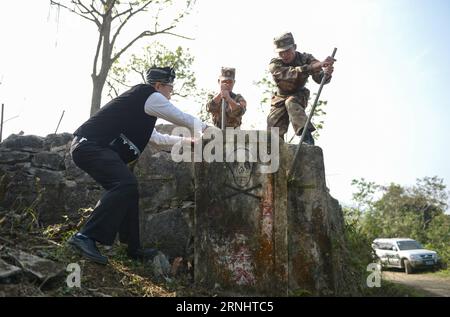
[0,0,449,208]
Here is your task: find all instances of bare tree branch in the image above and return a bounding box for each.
[110,74,134,88]
[112,26,193,63]
[112,25,177,63]
[113,6,132,21]
[74,0,102,27]
[152,7,163,32]
[88,0,102,17]
[161,32,194,40]
[176,81,188,98]
[110,0,153,48]
[51,0,100,26]
[106,80,120,98]
[112,31,154,63]
[179,81,186,91]
[153,7,163,30]
[130,65,146,83]
[74,0,98,18]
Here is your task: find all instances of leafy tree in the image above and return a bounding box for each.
[253,72,276,110]
[425,213,450,263]
[50,0,195,116]
[347,176,450,264]
[107,43,196,98]
[372,177,447,240]
[106,42,213,124]
[350,178,379,210]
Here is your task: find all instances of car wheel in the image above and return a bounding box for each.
[404,259,413,274]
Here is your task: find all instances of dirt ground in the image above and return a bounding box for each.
[0,206,202,297]
[382,269,450,297]
[3,207,449,297]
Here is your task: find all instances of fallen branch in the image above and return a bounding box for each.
[0,236,15,246]
[28,245,58,250]
[13,231,62,247]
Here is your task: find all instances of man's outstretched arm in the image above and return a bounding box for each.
[144,92,208,135]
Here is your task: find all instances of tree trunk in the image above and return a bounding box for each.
[90,76,104,116]
[51,0,191,117]
[90,65,111,116]
[90,5,113,117]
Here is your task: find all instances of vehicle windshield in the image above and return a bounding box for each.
[397,240,423,250]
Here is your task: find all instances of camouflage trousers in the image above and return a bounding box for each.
[267,90,315,138]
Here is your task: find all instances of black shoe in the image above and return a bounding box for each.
[299,129,315,145]
[68,234,108,265]
[127,248,159,261]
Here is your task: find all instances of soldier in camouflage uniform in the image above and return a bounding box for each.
[267,32,335,144]
[206,67,247,128]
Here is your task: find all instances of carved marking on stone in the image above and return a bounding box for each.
[228,161,254,188]
[226,147,255,188]
[223,147,261,200]
[260,174,274,239]
[223,183,262,200]
[211,234,256,286]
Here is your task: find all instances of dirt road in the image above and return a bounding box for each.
[382,270,450,297]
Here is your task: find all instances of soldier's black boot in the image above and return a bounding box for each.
[303,129,315,145]
[298,128,315,145]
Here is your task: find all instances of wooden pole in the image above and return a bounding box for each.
[221,98,226,130]
[0,103,4,142]
[288,48,337,180]
[54,110,65,134]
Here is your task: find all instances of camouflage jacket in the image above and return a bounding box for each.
[206,92,246,128]
[269,51,331,96]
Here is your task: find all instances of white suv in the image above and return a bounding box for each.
[372,238,440,274]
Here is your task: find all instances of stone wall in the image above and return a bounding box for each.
[193,132,355,296]
[0,127,194,261]
[0,133,102,225]
[0,128,355,295]
[285,144,353,295]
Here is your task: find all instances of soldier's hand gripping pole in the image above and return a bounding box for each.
[288,48,337,180]
[221,97,226,130]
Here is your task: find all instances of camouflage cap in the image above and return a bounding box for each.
[219,67,236,81]
[273,32,296,52]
